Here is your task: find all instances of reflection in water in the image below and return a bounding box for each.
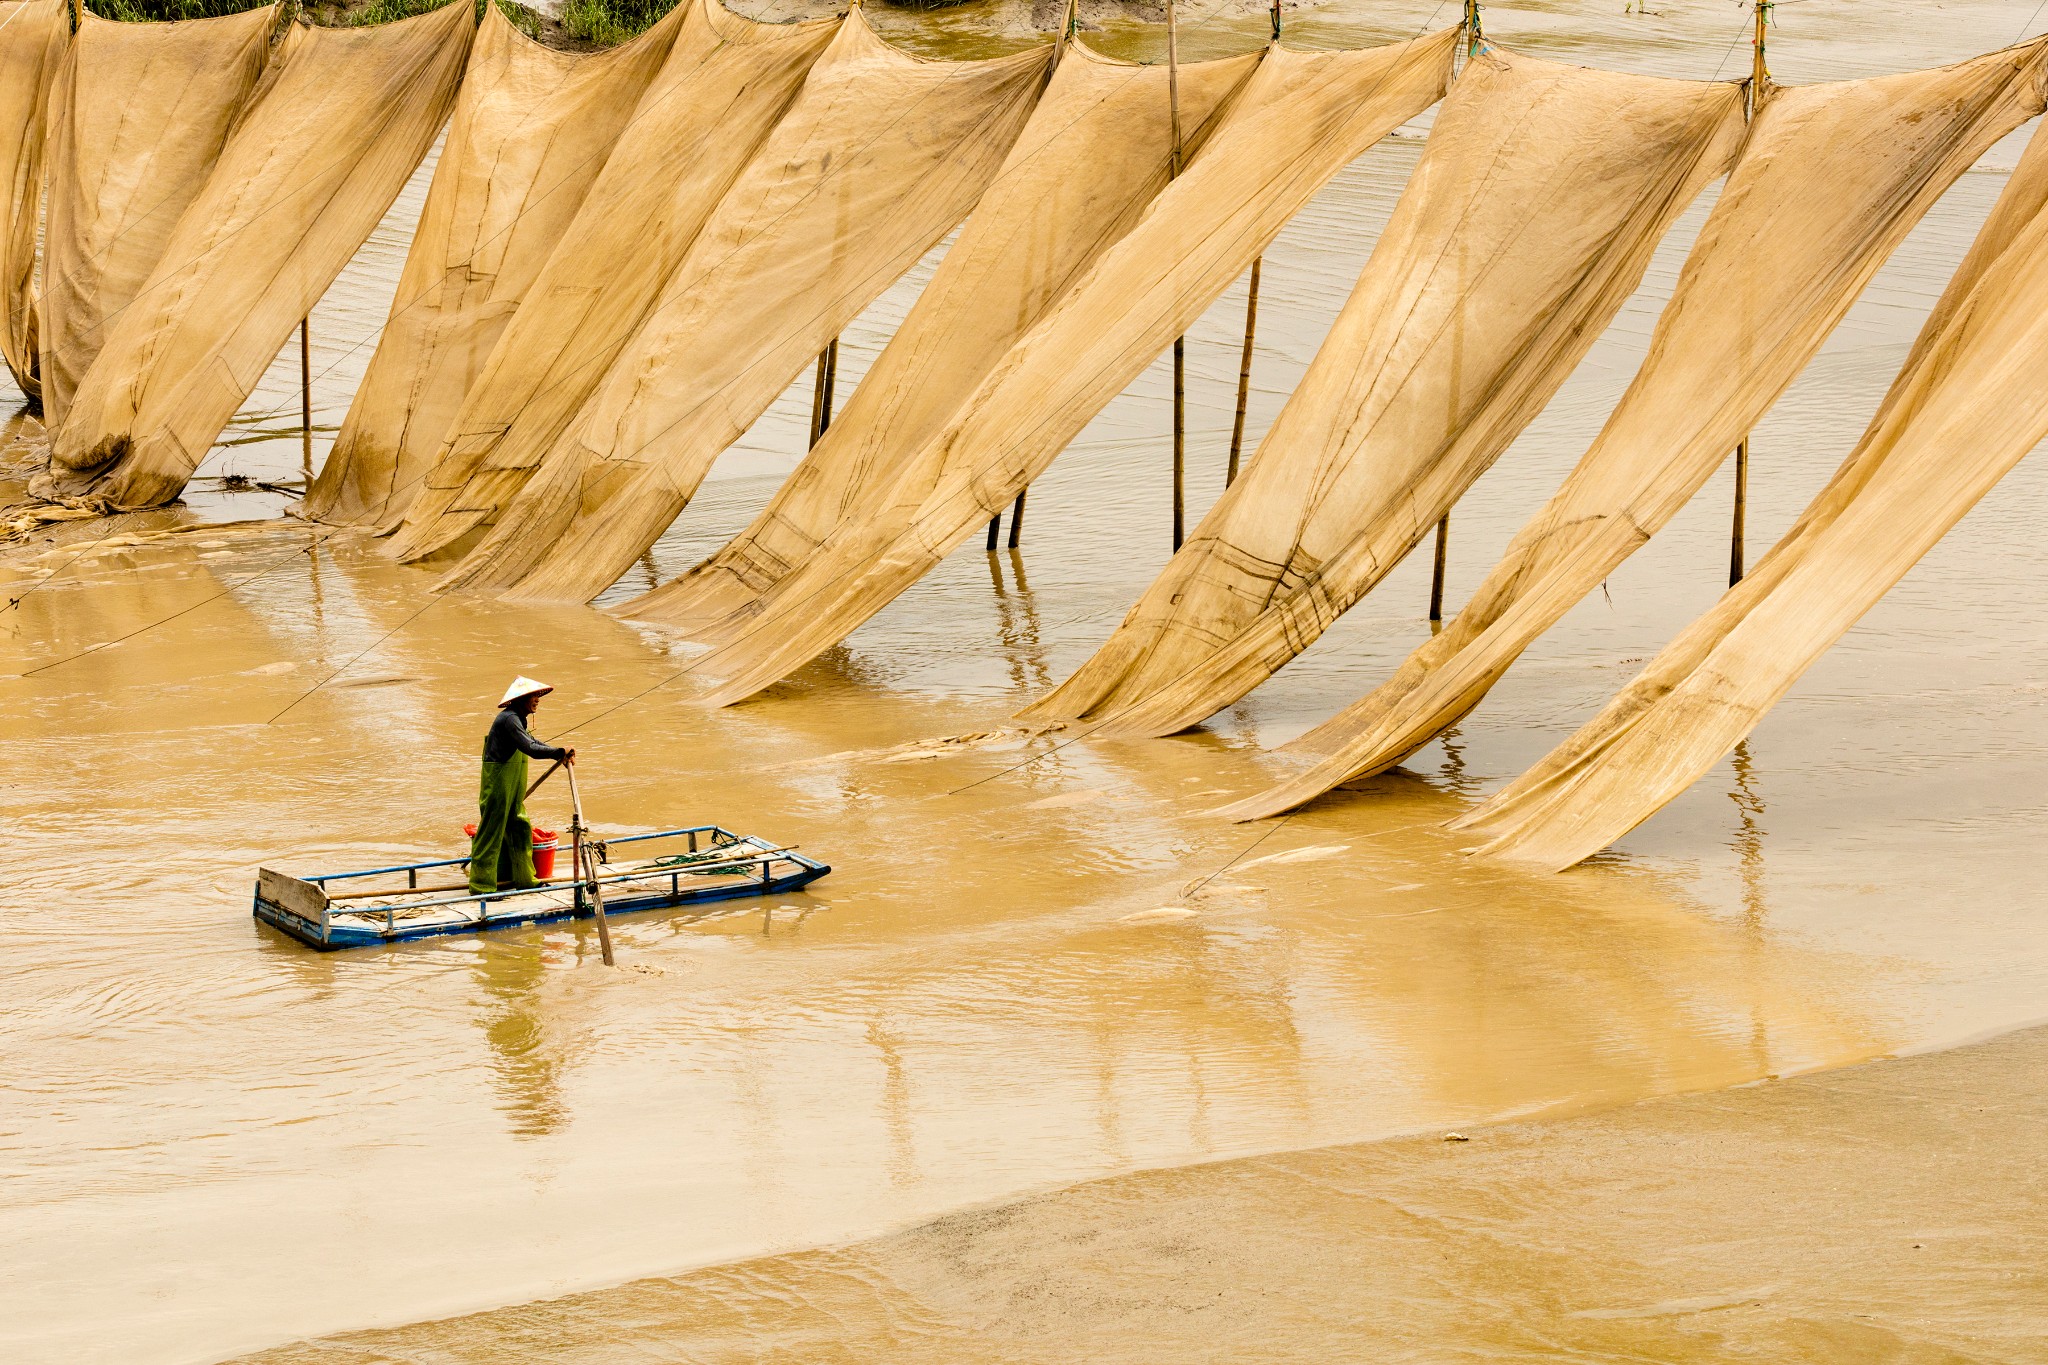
[1731,739,1768,929]
[474,944,568,1140]
[989,548,1054,695]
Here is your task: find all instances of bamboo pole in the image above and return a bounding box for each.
[299,317,313,483]
[1167,0,1185,552]
[1729,438,1749,586]
[807,338,839,448]
[1429,515,1449,622]
[1221,0,1283,488]
[565,762,614,967]
[1418,2,1485,615]
[1226,259,1260,486]
[1729,3,1768,585]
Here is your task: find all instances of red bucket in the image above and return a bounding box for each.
[463,824,560,879]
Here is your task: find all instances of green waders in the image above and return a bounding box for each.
[468,751,538,895]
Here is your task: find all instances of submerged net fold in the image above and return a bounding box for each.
[0,0,66,403]
[430,10,1052,600]
[383,0,837,560]
[1458,108,2048,871]
[1024,46,1747,739]
[622,39,1263,639]
[682,28,1461,706]
[303,2,686,525]
[1222,38,2048,822]
[39,6,278,429]
[40,0,473,509]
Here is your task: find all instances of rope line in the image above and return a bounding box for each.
[18,530,326,674]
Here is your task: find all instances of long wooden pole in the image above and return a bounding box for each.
[525,759,563,799]
[1167,0,1186,552]
[1428,515,1449,622]
[1222,0,1282,488]
[1729,437,1749,586]
[1002,0,1081,542]
[1730,3,1768,586]
[299,317,312,483]
[1226,259,1260,486]
[1421,2,1485,617]
[807,338,839,448]
[564,763,615,967]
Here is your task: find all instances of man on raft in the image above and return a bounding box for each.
[469,677,575,896]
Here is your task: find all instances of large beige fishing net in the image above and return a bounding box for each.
[1222,39,2048,823]
[1458,111,2048,872]
[431,10,1052,599]
[38,6,278,430]
[383,0,836,557]
[684,28,1460,706]
[0,0,65,403]
[302,2,685,525]
[1024,47,1746,740]
[624,39,1262,638]
[38,0,473,509]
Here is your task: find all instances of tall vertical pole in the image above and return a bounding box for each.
[298,317,312,484]
[1225,260,1260,486]
[1224,0,1283,489]
[808,339,839,448]
[1729,438,1748,586]
[1428,516,1449,622]
[1000,0,1077,553]
[1425,0,1484,618]
[1167,0,1186,552]
[1730,2,1767,586]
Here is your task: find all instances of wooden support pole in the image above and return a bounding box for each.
[986,511,1002,551]
[1726,4,1766,587]
[1753,0,1769,100]
[1167,0,1185,553]
[299,317,312,483]
[1429,515,1449,622]
[1729,438,1748,586]
[808,338,839,448]
[1007,488,1027,549]
[1227,258,1260,486]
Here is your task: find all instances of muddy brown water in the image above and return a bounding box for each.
[6,1,2048,1359]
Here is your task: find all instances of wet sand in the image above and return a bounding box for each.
[8,0,2048,1360]
[244,1021,2048,1363]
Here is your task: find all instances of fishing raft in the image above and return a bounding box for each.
[253,826,830,950]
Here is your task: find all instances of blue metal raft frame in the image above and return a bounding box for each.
[253,825,830,951]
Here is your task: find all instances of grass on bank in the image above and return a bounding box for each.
[82,0,685,46]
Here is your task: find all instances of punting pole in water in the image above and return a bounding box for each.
[1168,0,1186,551]
[1731,2,1769,586]
[564,761,615,967]
[299,318,313,484]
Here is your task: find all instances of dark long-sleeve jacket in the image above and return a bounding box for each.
[483,707,567,764]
